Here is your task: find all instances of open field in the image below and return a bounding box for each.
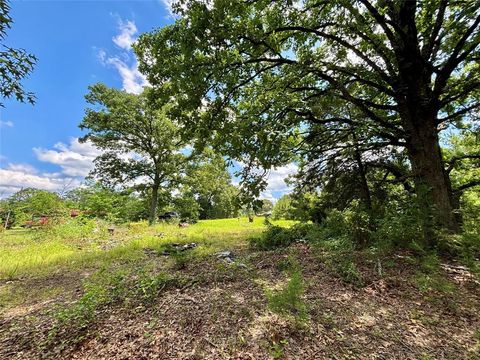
[1,218,479,359]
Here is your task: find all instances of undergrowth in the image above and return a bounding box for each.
[266,258,308,323]
[45,266,181,350]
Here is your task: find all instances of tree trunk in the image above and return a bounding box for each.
[149,181,160,226]
[406,119,459,245]
[354,148,373,213]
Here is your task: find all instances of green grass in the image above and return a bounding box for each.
[0,217,294,280]
[0,217,294,315]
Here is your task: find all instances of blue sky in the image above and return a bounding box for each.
[0,0,295,200]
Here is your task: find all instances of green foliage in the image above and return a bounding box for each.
[269,339,288,359]
[43,217,109,244]
[257,199,273,215]
[271,195,295,220]
[249,223,313,251]
[136,271,177,304]
[80,84,189,225]
[172,194,201,222]
[67,183,147,223]
[373,196,424,248]
[47,267,178,348]
[325,253,364,288]
[0,0,37,106]
[315,204,372,247]
[180,149,240,220]
[2,188,66,227]
[266,264,308,322]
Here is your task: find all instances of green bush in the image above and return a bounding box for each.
[325,253,364,287]
[34,216,109,246]
[136,271,177,304]
[266,266,308,322]
[249,223,319,250]
[315,203,372,247]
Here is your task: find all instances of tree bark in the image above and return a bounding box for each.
[405,117,459,244]
[149,178,160,226]
[353,142,373,213]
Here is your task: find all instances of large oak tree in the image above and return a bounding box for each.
[135,0,480,242]
[80,84,188,225]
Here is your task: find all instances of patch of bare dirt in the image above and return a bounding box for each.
[1,244,479,359]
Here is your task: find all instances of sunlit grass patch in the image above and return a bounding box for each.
[0,217,295,280]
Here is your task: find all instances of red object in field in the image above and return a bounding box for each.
[24,216,50,228]
[70,210,80,218]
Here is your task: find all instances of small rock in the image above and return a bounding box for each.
[162,242,197,255]
[216,251,234,259]
[181,243,197,251]
[143,248,157,256]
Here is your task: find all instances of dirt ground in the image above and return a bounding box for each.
[1,244,479,359]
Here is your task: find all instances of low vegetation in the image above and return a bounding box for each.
[1,214,479,359]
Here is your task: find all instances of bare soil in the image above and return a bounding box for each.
[1,244,479,359]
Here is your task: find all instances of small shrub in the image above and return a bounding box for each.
[266,267,308,322]
[135,271,177,304]
[249,225,293,250]
[325,253,364,287]
[249,223,320,251]
[276,256,296,272]
[269,339,288,359]
[171,251,190,270]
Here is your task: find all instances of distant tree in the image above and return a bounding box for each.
[6,188,65,225]
[272,195,294,220]
[257,199,273,215]
[79,84,189,225]
[66,183,148,223]
[173,194,201,222]
[0,0,36,106]
[183,149,239,219]
[136,0,480,245]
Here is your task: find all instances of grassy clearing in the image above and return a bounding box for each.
[0,217,293,315]
[0,217,293,280]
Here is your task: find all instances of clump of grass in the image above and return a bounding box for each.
[45,267,179,350]
[325,254,364,288]
[136,271,177,304]
[266,260,308,322]
[249,223,316,251]
[269,338,289,359]
[411,253,456,294]
[317,236,364,287]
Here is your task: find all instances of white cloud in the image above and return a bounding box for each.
[34,138,102,177]
[97,18,148,94]
[113,20,137,50]
[0,166,81,198]
[105,57,147,94]
[5,162,38,174]
[233,161,298,200]
[265,163,298,193]
[160,0,175,16]
[0,120,13,128]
